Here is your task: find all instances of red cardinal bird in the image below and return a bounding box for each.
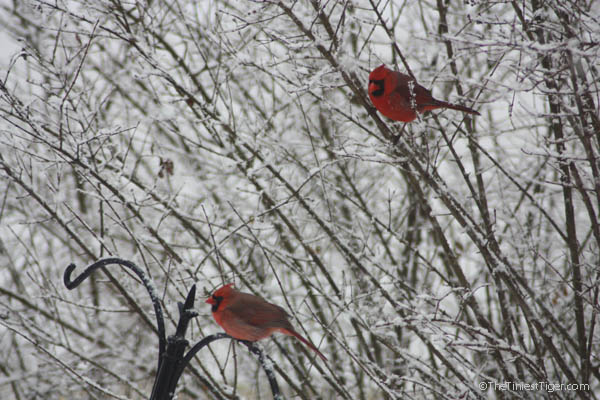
[368,64,480,122]
[206,283,327,362]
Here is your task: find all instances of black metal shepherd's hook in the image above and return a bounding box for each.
[64,258,282,400]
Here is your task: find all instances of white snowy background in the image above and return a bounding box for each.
[1,0,598,399]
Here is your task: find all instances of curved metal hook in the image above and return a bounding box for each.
[64,258,166,370]
[241,341,282,400]
[177,333,282,399]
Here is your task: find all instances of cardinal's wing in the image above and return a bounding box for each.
[391,71,439,111]
[226,293,292,329]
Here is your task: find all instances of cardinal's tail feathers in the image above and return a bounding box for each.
[283,328,328,362]
[437,100,480,116]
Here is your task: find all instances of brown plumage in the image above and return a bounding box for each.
[206,283,327,362]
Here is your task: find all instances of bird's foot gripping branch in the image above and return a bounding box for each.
[63,258,282,400]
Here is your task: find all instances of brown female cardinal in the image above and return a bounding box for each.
[206,283,327,362]
[368,64,480,122]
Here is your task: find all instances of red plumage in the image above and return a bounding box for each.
[206,283,327,362]
[368,64,479,122]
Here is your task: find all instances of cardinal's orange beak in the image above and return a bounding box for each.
[206,297,215,305]
[368,82,377,94]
